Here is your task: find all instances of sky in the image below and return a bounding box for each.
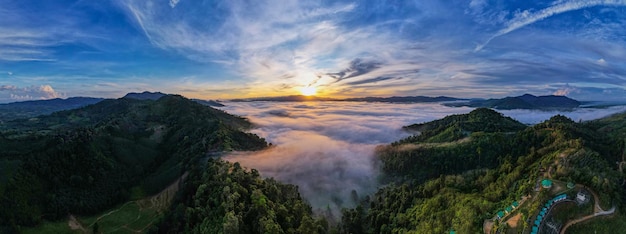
[1,0,626,103]
[219,101,626,217]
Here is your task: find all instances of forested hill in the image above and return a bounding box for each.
[342,109,625,233]
[0,95,269,231]
[399,108,527,144]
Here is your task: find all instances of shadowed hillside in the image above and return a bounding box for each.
[0,95,268,232]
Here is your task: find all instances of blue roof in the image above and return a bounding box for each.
[497,211,505,217]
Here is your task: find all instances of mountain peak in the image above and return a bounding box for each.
[123,91,167,100]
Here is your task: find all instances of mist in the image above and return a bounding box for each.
[219,101,626,217]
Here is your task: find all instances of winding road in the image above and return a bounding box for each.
[558,187,616,234]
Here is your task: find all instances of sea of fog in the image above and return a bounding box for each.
[219,101,626,216]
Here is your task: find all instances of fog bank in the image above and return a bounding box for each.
[219,101,626,216]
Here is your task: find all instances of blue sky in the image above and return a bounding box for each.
[1,0,626,102]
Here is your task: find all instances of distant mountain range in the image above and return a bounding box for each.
[230,95,336,102]
[0,91,225,122]
[0,92,584,122]
[0,97,104,122]
[446,94,580,110]
[342,96,462,103]
[124,91,224,106]
[230,95,463,103]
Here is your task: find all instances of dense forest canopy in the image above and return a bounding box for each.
[1,98,625,233]
[0,95,268,232]
[341,110,626,233]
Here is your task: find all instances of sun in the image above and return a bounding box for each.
[300,86,317,96]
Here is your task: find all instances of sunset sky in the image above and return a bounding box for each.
[1,0,626,103]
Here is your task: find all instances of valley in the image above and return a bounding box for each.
[0,95,625,233]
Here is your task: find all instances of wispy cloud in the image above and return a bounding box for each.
[476,0,626,51]
[0,28,57,61]
[169,0,181,9]
[117,0,439,97]
[3,0,626,100]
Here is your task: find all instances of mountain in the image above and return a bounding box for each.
[122,91,167,100]
[0,95,272,231]
[230,95,462,103]
[231,95,337,102]
[192,98,225,107]
[399,108,527,143]
[341,109,624,233]
[342,96,462,103]
[0,97,104,122]
[0,91,227,123]
[446,94,580,110]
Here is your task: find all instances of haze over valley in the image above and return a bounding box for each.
[219,101,626,216]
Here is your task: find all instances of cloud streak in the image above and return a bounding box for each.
[476,0,626,51]
[2,1,626,101]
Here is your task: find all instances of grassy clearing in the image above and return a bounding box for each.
[567,214,626,234]
[84,202,160,233]
[20,174,182,234]
[551,202,592,223]
[22,199,164,234]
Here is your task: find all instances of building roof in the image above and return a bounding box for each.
[541,179,552,188]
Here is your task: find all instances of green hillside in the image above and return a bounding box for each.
[0,95,269,232]
[342,110,625,233]
[400,108,527,144]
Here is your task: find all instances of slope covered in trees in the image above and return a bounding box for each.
[0,95,268,232]
[343,110,625,233]
[151,159,325,233]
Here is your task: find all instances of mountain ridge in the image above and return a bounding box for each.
[446,93,580,110]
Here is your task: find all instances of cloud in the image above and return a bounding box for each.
[218,101,626,218]
[169,0,181,8]
[500,106,626,124]
[476,0,626,51]
[220,101,478,217]
[0,84,64,103]
[116,0,441,97]
[553,86,578,96]
[326,58,383,82]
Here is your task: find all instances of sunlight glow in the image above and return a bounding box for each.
[300,86,317,96]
